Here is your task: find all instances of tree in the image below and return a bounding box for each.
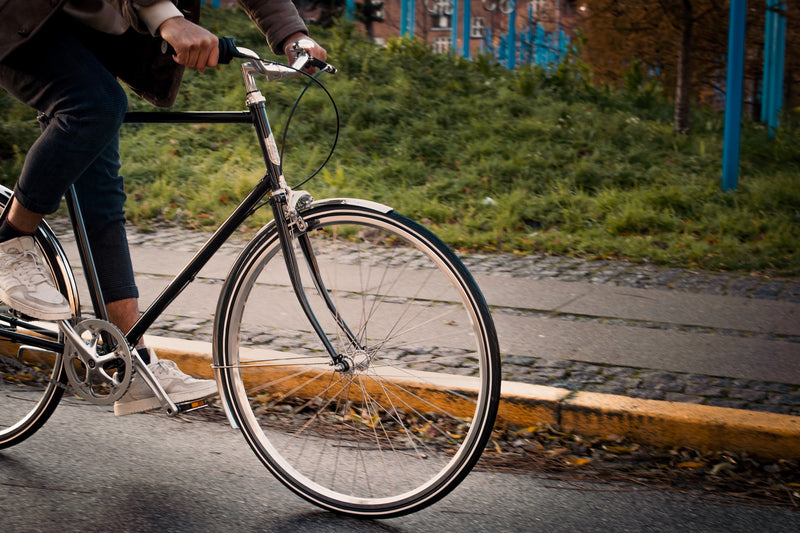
[668,0,697,133]
[291,0,799,124]
[581,0,731,134]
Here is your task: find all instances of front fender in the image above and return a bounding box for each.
[302,197,394,215]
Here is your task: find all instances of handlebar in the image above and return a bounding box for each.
[164,36,337,75]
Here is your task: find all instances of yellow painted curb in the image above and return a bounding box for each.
[499,382,570,427]
[561,391,800,460]
[147,337,800,460]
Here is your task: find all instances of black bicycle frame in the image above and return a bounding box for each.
[121,105,350,368]
[2,63,350,370]
[117,108,282,345]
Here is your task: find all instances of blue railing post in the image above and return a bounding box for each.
[722,0,747,192]
[401,0,417,38]
[462,0,471,58]
[402,0,416,38]
[761,0,786,136]
[506,0,516,69]
[346,0,355,20]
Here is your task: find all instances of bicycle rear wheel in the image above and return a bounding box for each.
[214,201,500,518]
[0,205,78,449]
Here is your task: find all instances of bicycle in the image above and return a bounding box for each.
[0,38,501,518]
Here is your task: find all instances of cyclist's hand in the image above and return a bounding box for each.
[283,32,327,73]
[158,17,219,72]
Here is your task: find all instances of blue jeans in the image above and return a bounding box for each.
[0,16,138,302]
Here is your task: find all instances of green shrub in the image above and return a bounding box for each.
[0,6,797,274]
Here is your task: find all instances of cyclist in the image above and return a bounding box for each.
[0,0,326,415]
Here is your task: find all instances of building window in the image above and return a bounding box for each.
[428,0,453,30]
[432,36,451,53]
[471,17,486,39]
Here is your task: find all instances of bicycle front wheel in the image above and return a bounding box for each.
[214,201,500,518]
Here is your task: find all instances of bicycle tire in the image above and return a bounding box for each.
[0,191,79,449]
[214,201,500,518]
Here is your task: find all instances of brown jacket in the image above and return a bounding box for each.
[0,0,308,107]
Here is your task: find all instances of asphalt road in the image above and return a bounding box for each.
[1,399,798,533]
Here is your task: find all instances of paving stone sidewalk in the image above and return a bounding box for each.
[50,219,800,417]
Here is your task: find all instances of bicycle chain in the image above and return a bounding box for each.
[1,337,200,413]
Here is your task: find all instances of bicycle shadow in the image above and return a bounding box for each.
[271,511,407,532]
[1,447,450,532]
[42,477,412,533]
[0,451,95,495]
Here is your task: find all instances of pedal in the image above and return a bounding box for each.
[177,398,209,413]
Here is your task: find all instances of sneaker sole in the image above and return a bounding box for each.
[0,287,71,321]
[114,383,218,416]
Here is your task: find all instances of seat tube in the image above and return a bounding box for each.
[65,185,108,321]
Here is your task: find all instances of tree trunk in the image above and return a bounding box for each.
[674,1,693,134]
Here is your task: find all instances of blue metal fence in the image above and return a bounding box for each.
[400,0,570,69]
[513,7,570,69]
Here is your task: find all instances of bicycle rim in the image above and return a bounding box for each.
[215,204,500,517]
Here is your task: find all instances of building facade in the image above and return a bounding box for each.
[206,0,583,62]
[362,0,583,58]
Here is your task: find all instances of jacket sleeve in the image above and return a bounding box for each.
[136,1,183,35]
[117,0,307,55]
[109,0,183,34]
[236,0,309,55]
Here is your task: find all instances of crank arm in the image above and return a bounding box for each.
[59,320,96,363]
[130,350,179,416]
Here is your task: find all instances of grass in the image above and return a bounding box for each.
[1,6,798,275]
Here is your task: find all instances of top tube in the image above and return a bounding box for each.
[123,111,253,124]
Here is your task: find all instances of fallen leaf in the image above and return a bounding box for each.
[677,461,706,469]
[710,462,735,475]
[565,457,591,466]
[603,444,640,454]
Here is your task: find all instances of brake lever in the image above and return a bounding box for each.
[290,53,338,75]
[289,37,338,75]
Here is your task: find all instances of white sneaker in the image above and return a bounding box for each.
[0,236,71,320]
[114,350,218,416]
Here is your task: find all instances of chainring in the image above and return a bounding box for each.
[63,318,132,405]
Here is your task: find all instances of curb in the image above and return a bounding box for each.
[147,336,800,461]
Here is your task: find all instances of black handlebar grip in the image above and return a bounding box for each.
[217,37,238,65]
